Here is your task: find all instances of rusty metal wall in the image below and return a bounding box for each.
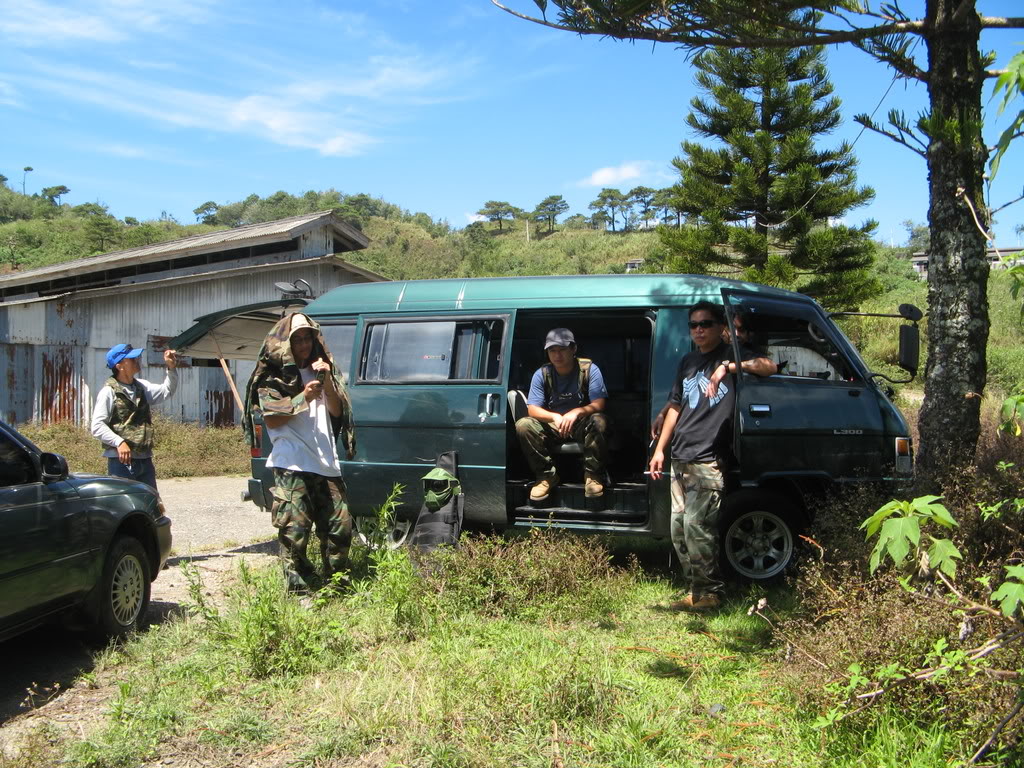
[0,260,364,426]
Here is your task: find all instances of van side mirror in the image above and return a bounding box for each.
[898,324,919,376]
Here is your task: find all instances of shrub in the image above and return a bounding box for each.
[413,528,641,623]
[16,415,249,478]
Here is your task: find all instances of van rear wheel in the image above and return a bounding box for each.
[720,491,799,581]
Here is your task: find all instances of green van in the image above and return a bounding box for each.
[174,274,918,581]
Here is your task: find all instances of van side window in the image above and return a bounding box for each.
[762,316,855,381]
[729,298,859,382]
[361,319,505,383]
[321,323,356,382]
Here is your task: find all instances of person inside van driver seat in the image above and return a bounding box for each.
[515,328,610,501]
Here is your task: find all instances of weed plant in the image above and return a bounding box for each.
[29,527,830,768]
[16,414,250,477]
[776,414,1024,763]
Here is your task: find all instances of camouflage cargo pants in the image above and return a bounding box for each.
[515,413,609,478]
[670,461,725,599]
[270,469,352,591]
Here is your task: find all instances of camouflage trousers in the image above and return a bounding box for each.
[270,469,352,591]
[670,461,725,599]
[515,413,609,478]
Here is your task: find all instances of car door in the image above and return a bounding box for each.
[345,313,513,526]
[0,429,87,626]
[722,290,888,484]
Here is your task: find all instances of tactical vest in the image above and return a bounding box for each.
[541,358,592,407]
[104,377,154,452]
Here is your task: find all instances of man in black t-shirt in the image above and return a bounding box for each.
[649,301,775,613]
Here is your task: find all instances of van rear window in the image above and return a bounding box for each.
[360,319,504,382]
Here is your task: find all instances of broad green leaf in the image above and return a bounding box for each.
[1004,564,1024,582]
[924,502,958,529]
[927,537,962,578]
[872,516,920,571]
[990,51,1024,179]
[991,579,1024,618]
[862,499,906,538]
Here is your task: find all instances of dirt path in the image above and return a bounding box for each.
[0,476,279,760]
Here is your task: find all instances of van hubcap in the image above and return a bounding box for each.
[724,510,794,580]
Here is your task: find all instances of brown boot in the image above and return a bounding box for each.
[668,593,721,613]
[584,472,605,498]
[530,474,559,502]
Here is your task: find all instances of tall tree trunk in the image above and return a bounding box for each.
[916,0,990,484]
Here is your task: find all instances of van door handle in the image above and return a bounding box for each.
[478,393,500,421]
[749,404,771,417]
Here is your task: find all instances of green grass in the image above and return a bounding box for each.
[1,530,977,768]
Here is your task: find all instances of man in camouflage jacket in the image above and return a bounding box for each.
[244,313,356,591]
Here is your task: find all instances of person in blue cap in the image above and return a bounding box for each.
[90,343,178,489]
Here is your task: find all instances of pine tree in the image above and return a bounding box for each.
[660,19,878,309]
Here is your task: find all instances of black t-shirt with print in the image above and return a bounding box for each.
[667,341,755,464]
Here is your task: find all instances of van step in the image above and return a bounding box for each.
[507,480,647,523]
[513,505,646,523]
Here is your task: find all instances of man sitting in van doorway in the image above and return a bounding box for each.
[515,328,610,502]
[243,313,356,593]
[648,302,775,613]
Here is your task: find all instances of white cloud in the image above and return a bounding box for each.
[20,63,379,157]
[465,212,486,223]
[0,0,217,47]
[0,0,124,45]
[95,143,150,158]
[577,162,651,187]
[0,80,21,107]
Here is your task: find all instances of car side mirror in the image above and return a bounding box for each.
[40,452,69,482]
[898,324,919,377]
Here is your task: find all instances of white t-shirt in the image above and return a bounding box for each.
[265,368,342,477]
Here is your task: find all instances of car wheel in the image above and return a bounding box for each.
[353,513,415,550]
[97,536,151,637]
[720,492,799,581]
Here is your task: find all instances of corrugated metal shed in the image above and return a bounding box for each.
[0,212,385,427]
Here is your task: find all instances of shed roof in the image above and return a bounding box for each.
[0,210,370,291]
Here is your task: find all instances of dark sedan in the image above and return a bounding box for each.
[0,419,172,641]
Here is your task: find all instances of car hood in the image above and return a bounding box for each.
[68,473,159,500]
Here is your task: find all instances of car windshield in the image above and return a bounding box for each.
[0,421,40,455]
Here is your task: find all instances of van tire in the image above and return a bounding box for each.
[719,491,800,582]
[354,514,415,550]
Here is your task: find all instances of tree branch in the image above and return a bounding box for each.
[968,698,1024,765]
[991,193,1024,217]
[854,116,927,158]
[490,2,928,49]
[979,17,1024,30]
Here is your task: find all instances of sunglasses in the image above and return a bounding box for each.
[688,319,719,329]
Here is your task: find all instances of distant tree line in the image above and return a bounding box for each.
[475,187,688,236]
[0,178,456,272]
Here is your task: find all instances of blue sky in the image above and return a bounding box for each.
[2,0,1022,247]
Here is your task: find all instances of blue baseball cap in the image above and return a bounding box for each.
[106,343,143,369]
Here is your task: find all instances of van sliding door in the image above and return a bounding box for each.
[721,290,887,485]
[344,313,513,526]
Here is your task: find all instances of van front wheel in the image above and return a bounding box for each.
[720,492,798,581]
